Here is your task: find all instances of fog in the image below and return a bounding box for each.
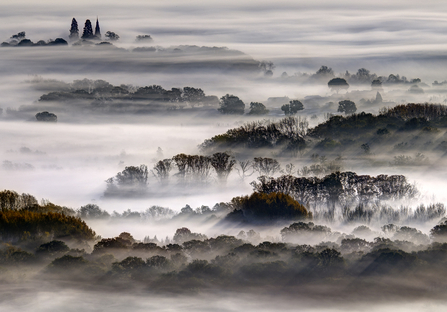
[2,0,447,311]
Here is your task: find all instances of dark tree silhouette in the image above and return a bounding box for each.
[69,18,79,41]
[81,20,94,39]
[210,152,235,182]
[10,32,26,40]
[253,157,281,176]
[281,100,304,116]
[218,94,245,115]
[35,111,57,122]
[328,78,349,93]
[94,18,101,39]
[337,100,357,115]
[371,79,383,90]
[105,31,119,41]
[248,102,269,115]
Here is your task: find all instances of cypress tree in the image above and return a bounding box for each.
[69,18,79,40]
[94,18,101,39]
[81,19,94,39]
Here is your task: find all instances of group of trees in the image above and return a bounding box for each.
[251,172,418,220]
[1,31,68,47]
[39,80,219,109]
[218,95,304,116]
[201,117,308,154]
[3,222,447,294]
[0,191,95,244]
[225,192,311,223]
[104,152,238,196]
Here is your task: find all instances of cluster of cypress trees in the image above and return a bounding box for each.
[69,17,101,41]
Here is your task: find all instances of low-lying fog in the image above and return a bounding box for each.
[2,1,447,311]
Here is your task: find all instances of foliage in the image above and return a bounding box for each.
[281,100,304,116]
[248,102,269,115]
[251,172,418,216]
[105,165,149,196]
[69,18,79,40]
[200,117,307,152]
[105,31,120,41]
[328,78,349,92]
[226,192,311,222]
[337,100,357,115]
[81,19,94,39]
[218,94,245,114]
[0,209,96,242]
[35,111,57,122]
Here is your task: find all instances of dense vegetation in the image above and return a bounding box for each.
[1,190,447,296]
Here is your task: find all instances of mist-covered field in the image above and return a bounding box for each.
[2,0,447,311]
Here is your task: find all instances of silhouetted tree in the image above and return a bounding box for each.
[218,94,245,114]
[105,31,119,41]
[253,157,281,176]
[248,102,269,115]
[94,18,101,39]
[35,111,57,122]
[210,152,235,182]
[69,18,79,41]
[152,159,172,184]
[337,100,357,115]
[328,78,349,93]
[281,100,304,116]
[371,79,382,90]
[81,20,94,39]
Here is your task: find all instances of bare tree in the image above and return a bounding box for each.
[236,160,254,181]
[253,157,281,176]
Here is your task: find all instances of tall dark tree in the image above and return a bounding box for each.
[69,18,79,41]
[81,20,94,39]
[94,18,101,39]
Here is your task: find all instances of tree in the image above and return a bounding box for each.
[281,100,304,116]
[371,79,382,90]
[105,165,149,196]
[236,160,253,180]
[183,87,205,103]
[10,32,25,41]
[105,31,120,41]
[227,192,311,222]
[36,111,57,122]
[210,152,235,182]
[78,204,110,219]
[151,159,172,184]
[218,94,245,114]
[328,78,349,93]
[248,102,269,115]
[430,221,447,241]
[337,100,357,115]
[136,35,152,42]
[253,157,281,176]
[69,18,79,41]
[81,20,94,39]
